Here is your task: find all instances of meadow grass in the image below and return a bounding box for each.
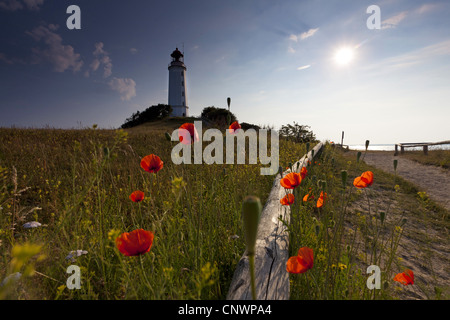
[0,125,305,299]
[400,148,450,169]
[285,144,449,300]
[1,125,446,300]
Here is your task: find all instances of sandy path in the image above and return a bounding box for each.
[361,151,450,211]
[345,150,450,299]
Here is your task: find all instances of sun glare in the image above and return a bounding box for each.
[334,47,354,66]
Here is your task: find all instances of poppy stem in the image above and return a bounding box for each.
[249,254,257,300]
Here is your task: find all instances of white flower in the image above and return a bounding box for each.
[23,221,42,229]
[66,250,88,262]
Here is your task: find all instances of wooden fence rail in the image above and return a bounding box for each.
[394,140,450,156]
[227,142,324,300]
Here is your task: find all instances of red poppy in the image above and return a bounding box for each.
[129,190,145,203]
[393,269,414,285]
[280,172,302,189]
[353,171,374,189]
[228,121,241,134]
[140,154,163,173]
[116,229,154,256]
[286,247,314,274]
[300,167,307,179]
[316,191,327,208]
[303,193,315,202]
[280,193,295,206]
[178,123,199,145]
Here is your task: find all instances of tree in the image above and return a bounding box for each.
[279,122,317,143]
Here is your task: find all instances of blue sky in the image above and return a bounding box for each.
[1,0,449,144]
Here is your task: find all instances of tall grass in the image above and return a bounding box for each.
[0,126,304,299]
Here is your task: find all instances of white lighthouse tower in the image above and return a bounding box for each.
[168,48,188,117]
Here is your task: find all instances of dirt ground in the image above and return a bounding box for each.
[344,150,450,300]
[362,151,450,211]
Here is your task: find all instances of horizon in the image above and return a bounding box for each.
[1,0,449,145]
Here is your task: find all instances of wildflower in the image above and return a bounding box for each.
[280,194,295,206]
[23,221,42,229]
[178,123,199,145]
[280,172,302,189]
[300,167,307,179]
[140,154,163,173]
[116,229,154,256]
[353,171,374,189]
[303,193,314,202]
[393,269,414,285]
[286,247,314,274]
[129,190,145,203]
[228,121,241,134]
[316,191,327,208]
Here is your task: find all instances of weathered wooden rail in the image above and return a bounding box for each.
[394,140,450,156]
[227,142,324,300]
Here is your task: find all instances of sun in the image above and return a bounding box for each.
[334,47,355,66]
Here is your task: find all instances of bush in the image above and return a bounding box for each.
[121,104,172,128]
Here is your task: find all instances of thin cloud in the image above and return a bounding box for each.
[89,42,112,78]
[289,28,319,42]
[381,11,408,29]
[297,65,311,71]
[363,39,450,75]
[108,77,136,101]
[0,0,44,11]
[26,24,83,73]
[130,48,138,54]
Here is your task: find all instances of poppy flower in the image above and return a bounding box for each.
[115,229,154,256]
[393,269,414,285]
[303,193,314,202]
[286,247,314,274]
[280,172,302,189]
[178,123,199,145]
[300,167,307,179]
[316,191,327,208]
[140,154,163,173]
[280,194,295,206]
[228,121,241,134]
[129,190,145,203]
[353,171,374,189]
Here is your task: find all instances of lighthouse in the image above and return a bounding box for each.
[168,48,188,117]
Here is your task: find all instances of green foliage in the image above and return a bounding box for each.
[201,106,237,127]
[121,104,172,128]
[279,122,317,143]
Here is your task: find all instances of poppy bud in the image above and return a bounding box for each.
[315,224,320,236]
[379,211,386,224]
[341,170,348,187]
[356,151,362,163]
[165,132,172,142]
[365,140,370,150]
[242,196,262,256]
[393,159,398,172]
